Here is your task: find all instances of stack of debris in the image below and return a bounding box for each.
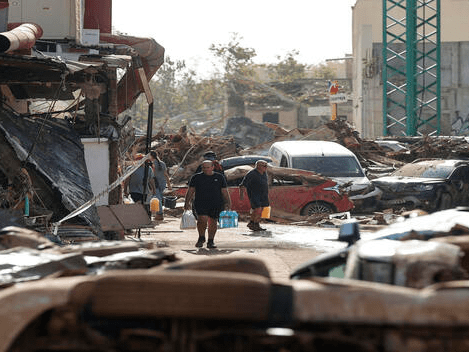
[132,126,240,184]
[131,118,469,188]
[384,136,469,162]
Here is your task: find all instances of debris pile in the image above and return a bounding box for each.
[130,118,469,189]
[385,136,469,162]
[0,226,177,287]
[132,126,240,184]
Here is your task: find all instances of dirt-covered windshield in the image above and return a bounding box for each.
[291,156,365,177]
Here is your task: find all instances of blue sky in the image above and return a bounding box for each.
[112,0,356,76]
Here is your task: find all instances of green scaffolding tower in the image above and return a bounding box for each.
[383,0,440,136]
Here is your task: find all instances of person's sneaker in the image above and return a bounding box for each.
[207,240,217,249]
[247,221,255,230]
[252,223,266,231]
[195,237,205,248]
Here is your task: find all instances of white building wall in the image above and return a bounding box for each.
[8,0,77,40]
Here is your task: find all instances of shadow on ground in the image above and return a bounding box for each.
[183,249,239,256]
[241,231,272,238]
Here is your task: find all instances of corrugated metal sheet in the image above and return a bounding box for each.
[0,108,101,231]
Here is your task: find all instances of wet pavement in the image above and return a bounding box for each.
[134,214,381,281]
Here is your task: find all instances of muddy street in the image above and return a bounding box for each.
[135,213,381,281]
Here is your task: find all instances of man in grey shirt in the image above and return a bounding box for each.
[125,153,156,204]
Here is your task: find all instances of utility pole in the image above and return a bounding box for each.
[329,80,338,121]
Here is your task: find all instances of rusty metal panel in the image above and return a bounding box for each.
[109,204,151,229]
[97,206,123,232]
[83,0,112,33]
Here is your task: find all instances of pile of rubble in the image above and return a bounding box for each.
[5,114,469,235]
[133,119,469,185]
[132,126,240,184]
[127,118,469,196]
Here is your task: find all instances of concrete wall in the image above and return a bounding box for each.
[9,0,76,40]
[352,0,469,138]
[246,108,298,129]
[358,43,469,137]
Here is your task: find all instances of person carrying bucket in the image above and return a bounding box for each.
[239,160,270,231]
[149,151,172,220]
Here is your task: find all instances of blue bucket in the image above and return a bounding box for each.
[219,210,238,228]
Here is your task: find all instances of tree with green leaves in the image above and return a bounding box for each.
[268,50,307,83]
[127,35,341,133]
[312,62,336,79]
[209,33,257,117]
[130,56,225,133]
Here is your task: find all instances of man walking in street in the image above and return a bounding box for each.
[239,160,269,231]
[184,160,231,248]
[149,151,172,219]
[124,153,156,206]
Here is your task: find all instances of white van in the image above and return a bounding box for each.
[268,140,381,211]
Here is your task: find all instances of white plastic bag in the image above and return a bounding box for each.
[180,210,197,229]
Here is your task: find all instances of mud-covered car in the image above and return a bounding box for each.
[175,165,354,216]
[290,207,469,284]
[268,140,382,213]
[371,159,469,212]
[230,165,354,216]
[219,155,272,171]
[5,222,469,351]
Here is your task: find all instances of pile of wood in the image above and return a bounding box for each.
[132,119,469,186]
[133,126,241,183]
[386,136,469,162]
[322,120,469,164]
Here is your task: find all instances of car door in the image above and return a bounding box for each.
[268,183,312,215]
[228,187,252,213]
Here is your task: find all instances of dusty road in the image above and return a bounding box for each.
[135,213,350,281]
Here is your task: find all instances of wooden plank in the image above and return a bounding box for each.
[97,206,124,232]
[109,203,151,229]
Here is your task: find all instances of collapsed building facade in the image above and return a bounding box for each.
[0,0,164,235]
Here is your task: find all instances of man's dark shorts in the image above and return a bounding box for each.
[248,194,269,210]
[194,207,222,220]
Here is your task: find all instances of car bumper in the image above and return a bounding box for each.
[349,187,382,212]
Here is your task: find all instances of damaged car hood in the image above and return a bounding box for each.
[372,176,445,188]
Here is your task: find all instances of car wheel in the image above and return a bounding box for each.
[439,192,452,210]
[301,201,334,216]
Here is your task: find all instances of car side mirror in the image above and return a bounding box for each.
[338,219,360,246]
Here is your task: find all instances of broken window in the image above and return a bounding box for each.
[262,112,279,124]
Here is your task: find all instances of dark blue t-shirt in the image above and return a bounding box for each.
[189,172,227,209]
[240,169,269,208]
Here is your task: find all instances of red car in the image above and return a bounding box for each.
[175,165,354,216]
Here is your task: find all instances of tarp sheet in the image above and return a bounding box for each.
[0,108,100,231]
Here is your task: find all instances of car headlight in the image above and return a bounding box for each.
[412,184,434,191]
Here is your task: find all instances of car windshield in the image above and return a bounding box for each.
[291,156,365,177]
[392,163,454,178]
